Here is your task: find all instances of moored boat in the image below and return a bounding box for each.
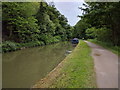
[71,38,79,44]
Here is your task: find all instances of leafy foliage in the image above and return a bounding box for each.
[2,2,40,43]
[73,19,90,39]
[2,2,73,52]
[75,2,120,46]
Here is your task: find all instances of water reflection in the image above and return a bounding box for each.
[2,42,74,88]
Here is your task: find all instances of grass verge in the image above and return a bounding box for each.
[33,40,96,88]
[88,39,120,56]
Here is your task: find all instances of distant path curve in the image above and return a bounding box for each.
[84,41,118,88]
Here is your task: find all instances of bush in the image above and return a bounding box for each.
[2,40,45,53]
[54,36,61,41]
[86,27,112,42]
[2,41,20,52]
[95,27,112,42]
[2,36,62,53]
[86,27,96,39]
[40,35,61,45]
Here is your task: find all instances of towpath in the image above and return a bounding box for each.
[85,41,118,88]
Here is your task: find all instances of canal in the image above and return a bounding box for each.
[2,42,74,88]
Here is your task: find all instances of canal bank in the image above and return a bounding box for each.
[33,40,96,88]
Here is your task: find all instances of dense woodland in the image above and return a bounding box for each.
[74,2,120,46]
[2,1,120,53]
[2,2,73,52]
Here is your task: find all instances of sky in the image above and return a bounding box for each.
[53,1,85,26]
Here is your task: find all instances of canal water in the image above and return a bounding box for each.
[2,42,74,88]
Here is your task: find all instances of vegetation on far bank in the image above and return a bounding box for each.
[88,39,120,56]
[1,38,62,53]
[34,40,96,88]
[2,2,73,53]
[1,41,44,53]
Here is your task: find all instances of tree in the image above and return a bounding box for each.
[2,1,73,46]
[78,2,120,45]
[2,2,40,43]
[73,18,90,39]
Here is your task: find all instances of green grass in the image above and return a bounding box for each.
[49,40,96,88]
[88,39,120,56]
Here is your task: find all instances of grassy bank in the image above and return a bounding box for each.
[34,40,96,88]
[88,39,120,56]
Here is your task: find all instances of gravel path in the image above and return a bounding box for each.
[85,41,118,88]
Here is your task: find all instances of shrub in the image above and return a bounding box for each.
[2,40,45,53]
[86,27,112,42]
[2,41,20,52]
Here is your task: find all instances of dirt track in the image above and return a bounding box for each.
[85,41,118,88]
